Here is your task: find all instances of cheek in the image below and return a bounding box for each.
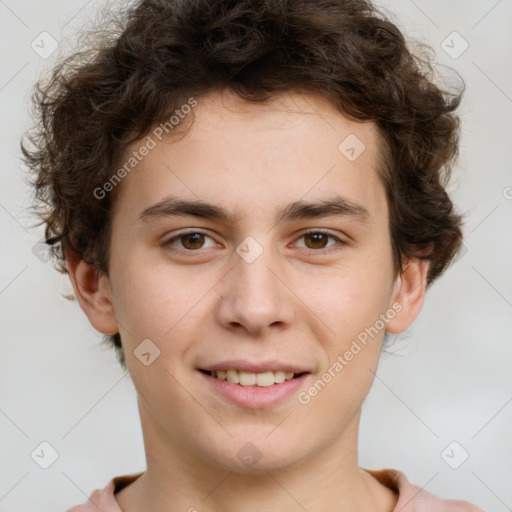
[302,254,394,401]
[109,261,187,347]
[312,260,394,344]
[298,281,388,424]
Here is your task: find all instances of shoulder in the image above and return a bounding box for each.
[66,473,143,512]
[365,468,485,512]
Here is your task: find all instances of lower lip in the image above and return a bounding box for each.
[200,371,310,409]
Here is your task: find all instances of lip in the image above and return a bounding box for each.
[199,369,311,409]
[199,359,311,374]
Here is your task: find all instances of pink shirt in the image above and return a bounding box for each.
[67,468,485,512]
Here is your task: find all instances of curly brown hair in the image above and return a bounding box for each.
[21,0,464,365]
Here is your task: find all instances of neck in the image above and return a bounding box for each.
[115,402,397,512]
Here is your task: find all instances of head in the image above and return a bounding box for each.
[23,0,463,472]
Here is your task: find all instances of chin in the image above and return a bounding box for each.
[200,436,308,474]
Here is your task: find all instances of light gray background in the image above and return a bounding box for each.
[1,1,511,510]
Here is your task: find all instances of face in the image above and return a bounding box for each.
[72,89,426,473]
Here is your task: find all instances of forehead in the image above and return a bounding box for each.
[112,89,387,225]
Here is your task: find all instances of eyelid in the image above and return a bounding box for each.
[162,229,219,251]
[293,228,347,251]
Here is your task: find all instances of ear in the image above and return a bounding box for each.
[65,248,119,335]
[385,255,429,334]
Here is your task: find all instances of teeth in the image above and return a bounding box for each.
[209,369,298,386]
[274,371,286,383]
[239,371,257,386]
[256,371,276,387]
[226,370,239,384]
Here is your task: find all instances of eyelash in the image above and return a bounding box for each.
[162,229,347,256]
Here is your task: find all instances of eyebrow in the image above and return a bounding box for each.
[138,195,371,226]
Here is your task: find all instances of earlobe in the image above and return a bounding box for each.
[386,257,429,334]
[65,248,119,335]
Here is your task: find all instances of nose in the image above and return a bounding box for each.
[214,241,296,336]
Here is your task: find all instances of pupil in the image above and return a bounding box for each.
[307,233,327,249]
[184,233,203,249]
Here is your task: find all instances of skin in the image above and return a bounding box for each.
[67,89,428,512]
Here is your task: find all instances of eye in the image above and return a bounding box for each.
[162,229,347,256]
[162,231,218,253]
[293,229,346,253]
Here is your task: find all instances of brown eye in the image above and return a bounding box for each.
[180,233,206,250]
[294,230,346,253]
[163,231,217,253]
[303,232,330,250]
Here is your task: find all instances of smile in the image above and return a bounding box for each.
[200,369,304,386]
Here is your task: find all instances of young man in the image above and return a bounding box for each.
[22,0,484,510]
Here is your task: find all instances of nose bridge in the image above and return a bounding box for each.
[236,237,278,297]
[216,234,294,333]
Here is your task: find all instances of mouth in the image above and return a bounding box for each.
[198,363,311,408]
[199,369,307,387]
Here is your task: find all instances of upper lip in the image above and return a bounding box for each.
[199,360,311,374]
